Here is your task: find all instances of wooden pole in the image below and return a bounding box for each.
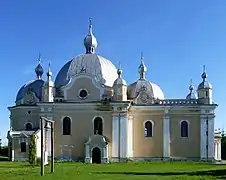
[51,122,54,173]
[40,118,44,176]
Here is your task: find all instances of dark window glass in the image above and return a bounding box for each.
[94,117,103,135]
[144,121,153,137]
[79,89,88,98]
[20,142,26,152]
[181,121,188,137]
[25,123,32,131]
[63,117,71,135]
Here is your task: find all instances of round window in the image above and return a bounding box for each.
[79,89,88,98]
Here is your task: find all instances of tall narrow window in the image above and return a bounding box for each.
[181,121,188,137]
[63,117,71,135]
[94,117,103,135]
[20,142,26,152]
[25,122,33,131]
[144,121,153,137]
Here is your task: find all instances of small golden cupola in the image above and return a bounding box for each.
[112,63,127,101]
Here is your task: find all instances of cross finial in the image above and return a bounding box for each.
[38,52,41,64]
[203,65,206,73]
[141,52,144,60]
[89,17,92,27]
[118,61,121,69]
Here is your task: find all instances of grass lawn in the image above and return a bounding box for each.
[0,161,225,180]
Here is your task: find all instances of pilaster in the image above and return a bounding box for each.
[127,116,133,158]
[163,115,170,158]
[11,139,14,161]
[112,114,119,159]
[120,114,127,159]
[218,140,221,160]
[208,115,215,160]
[200,114,215,161]
[200,114,207,159]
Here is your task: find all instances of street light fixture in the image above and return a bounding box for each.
[40,117,54,176]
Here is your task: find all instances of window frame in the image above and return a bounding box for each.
[62,116,72,135]
[92,116,104,135]
[144,120,154,138]
[180,120,189,138]
[25,122,33,131]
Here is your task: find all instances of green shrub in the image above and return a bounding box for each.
[36,157,41,166]
[28,134,37,166]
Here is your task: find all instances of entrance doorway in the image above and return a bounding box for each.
[92,147,101,164]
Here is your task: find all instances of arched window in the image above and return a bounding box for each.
[63,117,71,135]
[25,122,33,131]
[144,121,153,137]
[94,117,103,135]
[181,121,189,137]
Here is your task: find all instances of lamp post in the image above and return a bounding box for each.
[40,117,54,176]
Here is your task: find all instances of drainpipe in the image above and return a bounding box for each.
[118,114,121,162]
[206,115,209,161]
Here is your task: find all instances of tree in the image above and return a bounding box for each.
[28,134,37,166]
[221,132,226,160]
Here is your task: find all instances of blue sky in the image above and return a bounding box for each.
[0,0,226,144]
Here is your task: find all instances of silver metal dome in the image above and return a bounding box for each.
[198,80,212,90]
[55,54,118,90]
[84,18,97,54]
[127,79,165,100]
[113,64,127,86]
[16,79,44,101]
[127,53,164,100]
[186,79,197,99]
[16,55,45,102]
[198,66,212,90]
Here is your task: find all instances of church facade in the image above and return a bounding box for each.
[7,19,222,163]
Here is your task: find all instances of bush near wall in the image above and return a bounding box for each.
[0,146,8,157]
[221,134,226,160]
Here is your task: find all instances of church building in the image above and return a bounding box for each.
[7,19,222,163]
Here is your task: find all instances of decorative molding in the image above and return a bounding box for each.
[77,88,90,100]
[179,120,190,125]
[143,120,155,126]
[62,74,104,100]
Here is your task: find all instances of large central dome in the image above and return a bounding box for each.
[55,54,118,89]
[55,18,118,90]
